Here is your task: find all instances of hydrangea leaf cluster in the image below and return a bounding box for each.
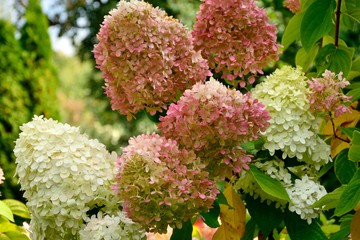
[94,0,211,119]
[251,66,330,169]
[192,0,280,87]
[14,116,117,238]
[286,175,327,224]
[113,133,219,233]
[307,70,351,118]
[284,0,301,13]
[235,160,327,223]
[158,78,271,179]
[79,211,146,240]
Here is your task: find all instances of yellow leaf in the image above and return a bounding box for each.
[213,183,246,240]
[351,210,360,240]
[321,104,360,157]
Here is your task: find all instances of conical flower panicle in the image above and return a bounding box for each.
[94,0,211,119]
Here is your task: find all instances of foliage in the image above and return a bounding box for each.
[0,19,31,200]
[0,0,61,200]
[0,199,31,239]
[19,0,60,119]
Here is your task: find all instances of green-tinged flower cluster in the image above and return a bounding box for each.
[251,66,330,169]
[114,133,219,233]
[14,115,117,238]
[79,211,146,240]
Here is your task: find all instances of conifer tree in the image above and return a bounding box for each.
[20,0,60,120]
[0,19,31,199]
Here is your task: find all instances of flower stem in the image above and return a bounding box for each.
[334,0,342,47]
[330,113,350,143]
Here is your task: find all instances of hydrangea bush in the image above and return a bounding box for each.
[12,0,360,239]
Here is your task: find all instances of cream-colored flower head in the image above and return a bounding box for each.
[251,66,330,169]
[14,115,117,238]
[79,211,146,240]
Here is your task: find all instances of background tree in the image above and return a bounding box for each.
[20,0,60,120]
[0,19,31,199]
[0,0,60,199]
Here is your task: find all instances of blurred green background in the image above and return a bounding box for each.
[0,0,359,201]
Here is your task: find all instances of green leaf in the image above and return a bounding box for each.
[170,220,192,240]
[216,181,226,193]
[352,56,360,72]
[200,201,220,228]
[284,210,327,240]
[317,162,334,178]
[311,186,345,210]
[335,149,357,184]
[0,221,17,232]
[249,165,290,201]
[0,201,14,222]
[245,195,284,237]
[215,191,230,208]
[339,127,359,139]
[301,0,317,12]
[335,170,360,216]
[295,45,319,71]
[315,44,354,77]
[300,0,336,51]
[347,9,360,23]
[282,13,303,50]
[1,231,30,240]
[348,56,360,80]
[2,200,30,219]
[349,130,360,162]
[329,214,352,240]
[241,218,256,240]
[329,227,351,240]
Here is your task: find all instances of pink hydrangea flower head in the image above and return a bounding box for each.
[284,0,301,13]
[94,0,211,119]
[307,70,351,118]
[158,78,271,179]
[192,0,280,87]
[114,133,218,233]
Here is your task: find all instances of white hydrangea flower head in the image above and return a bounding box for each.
[14,115,117,238]
[251,66,330,169]
[286,175,327,224]
[79,211,146,240]
[254,160,292,186]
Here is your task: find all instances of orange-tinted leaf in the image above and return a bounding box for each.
[321,104,360,157]
[213,183,246,240]
[331,139,350,159]
[351,210,360,240]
